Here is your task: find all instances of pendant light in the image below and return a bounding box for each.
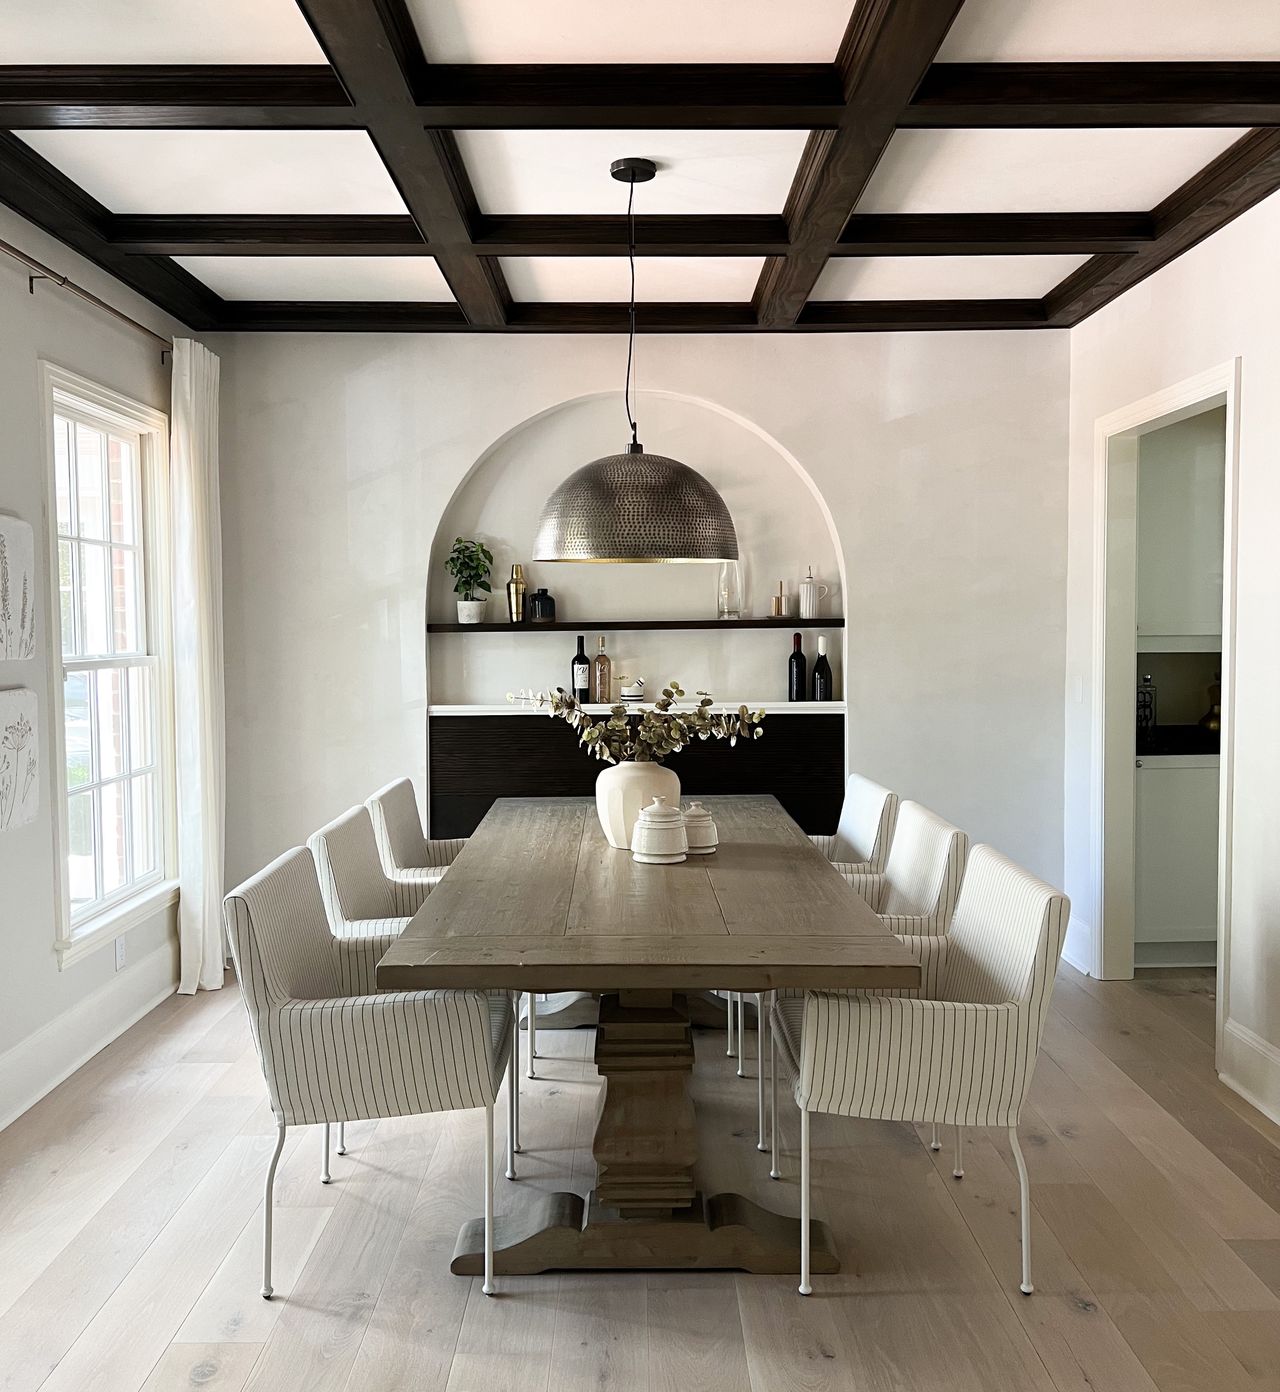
[533,157,739,563]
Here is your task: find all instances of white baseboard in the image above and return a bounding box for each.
[0,938,179,1132]
[1062,914,1095,976]
[1219,1018,1280,1127]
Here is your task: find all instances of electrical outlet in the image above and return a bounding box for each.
[114,935,127,972]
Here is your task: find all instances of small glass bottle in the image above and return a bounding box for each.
[571,635,590,704]
[811,636,832,700]
[592,636,612,703]
[788,633,807,702]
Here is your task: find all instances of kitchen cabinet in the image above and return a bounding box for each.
[1134,754,1219,953]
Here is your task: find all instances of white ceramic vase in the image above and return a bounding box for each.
[595,761,681,849]
[456,598,489,624]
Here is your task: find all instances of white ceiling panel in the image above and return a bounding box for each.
[173,257,455,302]
[407,0,854,63]
[0,0,324,62]
[940,0,1280,61]
[16,131,408,215]
[856,129,1251,213]
[501,257,764,302]
[813,254,1089,301]
[456,130,809,215]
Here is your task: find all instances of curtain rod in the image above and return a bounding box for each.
[1,235,174,355]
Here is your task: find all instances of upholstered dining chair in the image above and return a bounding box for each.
[810,773,899,878]
[841,800,969,934]
[224,847,519,1299]
[366,779,550,1081]
[770,844,1069,1297]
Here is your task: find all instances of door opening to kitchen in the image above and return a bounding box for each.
[1092,365,1238,1067]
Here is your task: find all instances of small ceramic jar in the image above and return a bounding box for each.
[631,796,688,864]
[682,801,718,855]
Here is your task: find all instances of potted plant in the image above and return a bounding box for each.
[445,537,494,624]
[511,682,765,849]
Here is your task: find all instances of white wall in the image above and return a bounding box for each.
[428,389,845,705]
[217,328,1069,890]
[0,208,185,1123]
[1065,192,1280,1117]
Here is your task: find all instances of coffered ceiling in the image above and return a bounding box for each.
[0,0,1277,334]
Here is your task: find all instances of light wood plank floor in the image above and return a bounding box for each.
[2,965,1278,1392]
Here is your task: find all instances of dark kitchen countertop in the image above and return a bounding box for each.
[1136,725,1220,757]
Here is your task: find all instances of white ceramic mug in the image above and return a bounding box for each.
[798,577,830,619]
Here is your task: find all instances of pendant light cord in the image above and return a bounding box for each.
[624,177,638,448]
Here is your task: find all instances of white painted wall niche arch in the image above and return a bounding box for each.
[427,389,847,707]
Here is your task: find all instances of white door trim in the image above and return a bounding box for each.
[1087,361,1240,1051]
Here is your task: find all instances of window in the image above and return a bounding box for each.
[42,366,174,960]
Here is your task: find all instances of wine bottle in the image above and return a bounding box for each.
[592,636,612,703]
[788,632,807,702]
[811,635,832,701]
[572,635,590,704]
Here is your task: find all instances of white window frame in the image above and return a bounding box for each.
[40,363,178,968]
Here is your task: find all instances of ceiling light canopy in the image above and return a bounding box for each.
[533,157,738,564]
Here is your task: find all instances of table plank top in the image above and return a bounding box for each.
[377,795,920,993]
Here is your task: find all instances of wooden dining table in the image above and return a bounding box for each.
[378,794,920,1275]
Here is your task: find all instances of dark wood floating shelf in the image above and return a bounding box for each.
[427,617,846,634]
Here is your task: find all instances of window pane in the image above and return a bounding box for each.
[64,670,93,789]
[74,423,107,540]
[100,779,127,895]
[131,773,156,878]
[107,435,137,544]
[59,540,76,657]
[55,416,74,534]
[127,665,154,771]
[78,543,109,656]
[111,547,140,654]
[96,667,126,780]
[68,791,96,907]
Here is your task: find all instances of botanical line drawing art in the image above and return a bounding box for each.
[0,689,38,829]
[0,517,37,661]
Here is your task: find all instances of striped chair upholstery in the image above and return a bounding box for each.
[224,846,517,1298]
[308,806,430,994]
[810,773,899,877]
[845,800,968,935]
[770,845,1069,1296]
[367,778,466,890]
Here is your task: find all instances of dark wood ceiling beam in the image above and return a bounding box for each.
[471,215,790,256]
[0,65,356,128]
[293,0,508,326]
[0,132,221,328]
[799,299,1047,329]
[414,64,843,128]
[753,0,966,328]
[109,215,427,255]
[904,62,1280,127]
[1044,128,1280,326]
[836,212,1154,255]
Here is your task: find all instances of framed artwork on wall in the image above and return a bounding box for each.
[0,687,38,830]
[0,514,37,660]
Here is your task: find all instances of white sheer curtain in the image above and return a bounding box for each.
[171,339,226,993]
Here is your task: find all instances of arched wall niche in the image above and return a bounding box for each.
[427,389,847,707]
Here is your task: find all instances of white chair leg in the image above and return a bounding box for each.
[506,1018,518,1181]
[929,1123,940,1151]
[526,992,537,1079]
[799,1107,812,1296]
[261,1118,287,1299]
[952,1126,964,1180]
[1009,1124,1034,1295]
[769,1023,781,1180]
[726,990,736,1057]
[756,993,768,1152]
[483,1104,496,1296]
[336,1121,347,1156]
[736,994,746,1078]
[321,1122,332,1184]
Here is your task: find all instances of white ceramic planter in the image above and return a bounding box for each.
[456,598,489,624]
[595,761,681,849]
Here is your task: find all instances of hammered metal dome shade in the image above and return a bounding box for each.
[533,450,738,563]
